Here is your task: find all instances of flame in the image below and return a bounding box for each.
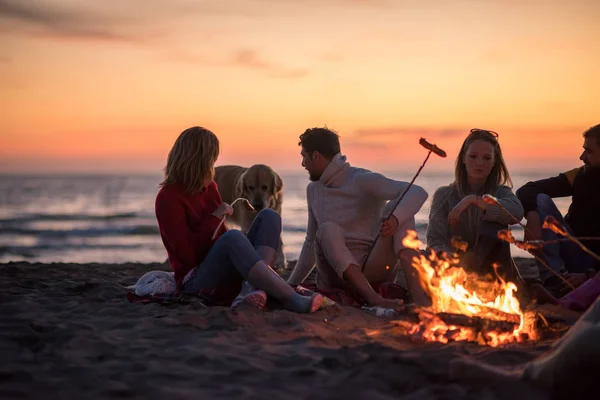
[399,230,536,347]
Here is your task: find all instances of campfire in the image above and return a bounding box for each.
[394,230,537,347]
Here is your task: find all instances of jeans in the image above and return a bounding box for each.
[471,220,518,281]
[535,194,596,281]
[182,209,281,293]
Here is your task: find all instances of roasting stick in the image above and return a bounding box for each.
[360,138,447,272]
[482,195,575,290]
[211,198,255,241]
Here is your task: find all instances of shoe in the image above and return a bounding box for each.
[231,282,267,310]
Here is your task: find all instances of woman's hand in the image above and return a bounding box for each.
[380,215,399,238]
[211,202,234,219]
[448,195,477,226]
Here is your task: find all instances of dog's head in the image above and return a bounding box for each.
[236,164,283,211]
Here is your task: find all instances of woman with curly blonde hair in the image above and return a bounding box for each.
[156,126,322,312]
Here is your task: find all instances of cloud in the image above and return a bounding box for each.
[253,0,393,8]
[232,49,309,79]
[353,127,465,138]
[0,0,147,42]
[343,141,389,150]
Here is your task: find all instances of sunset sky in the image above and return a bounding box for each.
[1,0,598,174]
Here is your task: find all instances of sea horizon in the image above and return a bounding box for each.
[0,169,573,264]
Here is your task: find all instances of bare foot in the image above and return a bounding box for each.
[369,296,403,309]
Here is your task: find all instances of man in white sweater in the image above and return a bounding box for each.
[287,127,430,308]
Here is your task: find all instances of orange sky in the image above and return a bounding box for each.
[1,0,598,174]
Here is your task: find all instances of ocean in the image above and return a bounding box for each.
[0,171,571,264]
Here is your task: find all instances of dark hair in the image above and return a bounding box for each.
[298,127,341,159]
[454,129,512,196]
[583,124,600,145]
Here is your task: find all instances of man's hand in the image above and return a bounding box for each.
[380,215,399,238]
[448,195,477,226]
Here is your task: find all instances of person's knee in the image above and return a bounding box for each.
[478,220,507,238]
[316,222,343,243]
[255,208,282,231]
[396,216,416,233]
[535,193,554,212]
[219,229,247,247]
[534,193,564,221]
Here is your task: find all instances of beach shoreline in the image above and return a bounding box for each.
[1,259,558,399]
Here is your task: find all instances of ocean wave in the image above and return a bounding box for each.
[0,212,142,225]
[0,225,160,237]
[0,243,147,258]
[282,222,430,233]
[1,220,522,239]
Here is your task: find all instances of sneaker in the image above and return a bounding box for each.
[231,282,267,310]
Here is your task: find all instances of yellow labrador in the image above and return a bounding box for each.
[214,164,287,269]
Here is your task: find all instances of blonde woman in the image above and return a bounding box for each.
[155,126,322,313]
[426,129,524,281]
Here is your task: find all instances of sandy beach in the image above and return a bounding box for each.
[0,258,576,399]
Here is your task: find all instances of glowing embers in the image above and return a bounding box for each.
[396,230,537,347]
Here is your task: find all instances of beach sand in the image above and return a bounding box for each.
[0,259,573,399]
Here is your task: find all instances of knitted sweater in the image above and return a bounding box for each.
[155,181,227,287]
[288,154,428,285]
[426,184,524,254]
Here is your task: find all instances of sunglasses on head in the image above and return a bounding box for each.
[469,128,499,139]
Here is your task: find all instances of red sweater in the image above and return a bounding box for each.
[155,181,227,287]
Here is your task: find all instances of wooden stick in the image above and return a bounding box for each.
[483,195,575,290]
[211,198,255,240]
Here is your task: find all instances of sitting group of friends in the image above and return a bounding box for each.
[155,124,600,314]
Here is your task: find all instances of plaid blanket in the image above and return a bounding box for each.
[126,284,241,306]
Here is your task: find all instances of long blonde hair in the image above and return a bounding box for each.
[160,126,220,193]
[454,129,512,197]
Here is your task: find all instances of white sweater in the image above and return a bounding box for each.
[288,154,428,285]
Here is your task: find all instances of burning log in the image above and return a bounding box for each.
[397,231,539,346]
[436,312,519,334]
[392,305,522,337]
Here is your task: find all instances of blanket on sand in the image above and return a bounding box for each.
[125,270,408,308]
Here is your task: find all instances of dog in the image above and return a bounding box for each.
[214,164,287,269]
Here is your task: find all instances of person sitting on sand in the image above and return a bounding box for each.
[451,295,600,399]
[427,128,524,281]
[155,126,322,313]
[286,127,430,308]
[516,124,600,298]
[532,268,600,312]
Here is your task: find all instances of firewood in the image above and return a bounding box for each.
[436,312,519,334]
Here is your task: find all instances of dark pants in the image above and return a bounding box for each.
[534,194,596,281]
[182,209,281,293]
[470,220,518,282]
